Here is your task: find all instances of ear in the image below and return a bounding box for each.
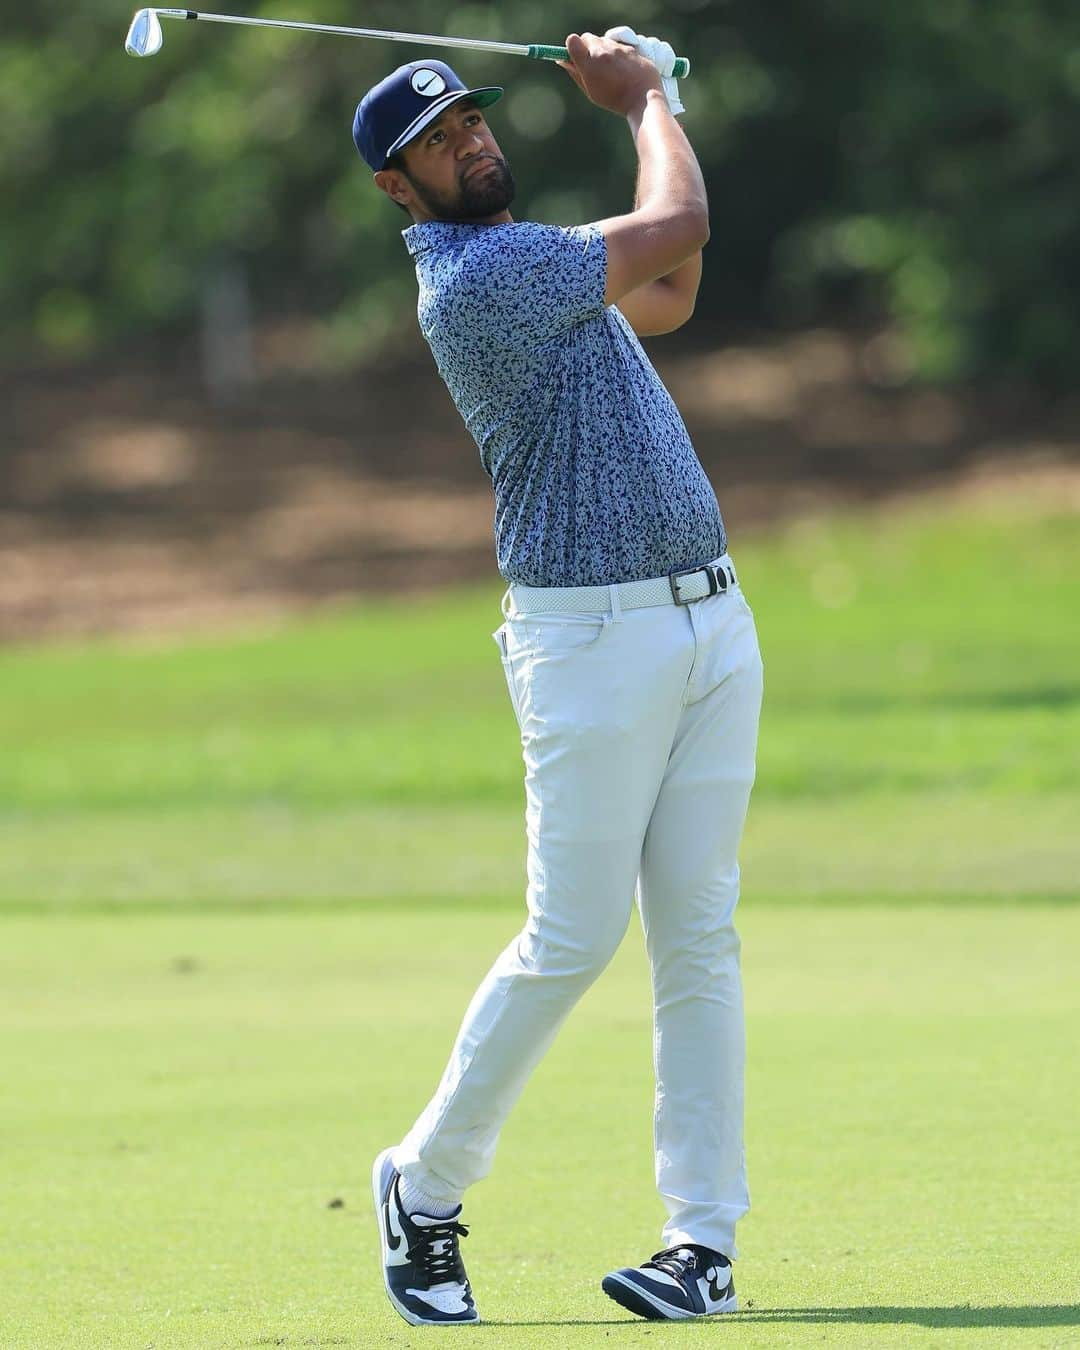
[374,167,411,210]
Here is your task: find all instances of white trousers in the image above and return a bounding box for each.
[394,578,763,1259]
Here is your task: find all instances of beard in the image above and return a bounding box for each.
[411,155,516,222]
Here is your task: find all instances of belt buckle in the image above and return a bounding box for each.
[669,563,720,606]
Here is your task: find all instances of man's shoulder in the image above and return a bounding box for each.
[414,223,539,304]
[413,219,608,350]
[453,222,605,307]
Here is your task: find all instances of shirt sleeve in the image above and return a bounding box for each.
[463,221,607,349]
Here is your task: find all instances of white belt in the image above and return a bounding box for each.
[508,554,737,614]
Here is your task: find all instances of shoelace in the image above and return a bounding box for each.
[644,1245,703,1282]
[646,1245,731,1303]
[407,1219,470,1287]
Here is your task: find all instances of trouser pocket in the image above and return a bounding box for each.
[493,623,524,726]
[527,610,613,652]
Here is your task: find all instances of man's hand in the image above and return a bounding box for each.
[605,26,685,116]
[556,32,663,117]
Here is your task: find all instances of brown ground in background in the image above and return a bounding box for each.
[3,327,1078,640]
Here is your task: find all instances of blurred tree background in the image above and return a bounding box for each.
[3,0,1079,639]
[4,0,1080,383]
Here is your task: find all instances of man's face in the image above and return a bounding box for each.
[377,99,516,223]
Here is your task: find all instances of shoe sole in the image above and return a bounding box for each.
[371,1146,480,1328]
[602,1270,738,1321]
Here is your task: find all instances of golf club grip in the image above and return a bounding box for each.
[528,43,690,79]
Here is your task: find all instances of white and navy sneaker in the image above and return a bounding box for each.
[602,1244,737,1320]
[371,1147,479,1326]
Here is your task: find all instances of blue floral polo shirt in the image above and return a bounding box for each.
[402,218,726,587]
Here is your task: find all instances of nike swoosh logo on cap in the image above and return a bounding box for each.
[415,74,438,92]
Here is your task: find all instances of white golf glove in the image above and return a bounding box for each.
[606,25,685,116]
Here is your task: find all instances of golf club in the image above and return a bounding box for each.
[124,8,691,78]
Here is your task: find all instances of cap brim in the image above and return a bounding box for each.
[383,87,503,166]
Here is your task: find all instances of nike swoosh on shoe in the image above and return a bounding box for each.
[371,1147,479,1327]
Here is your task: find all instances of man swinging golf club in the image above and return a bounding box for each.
[355,27,764,1326]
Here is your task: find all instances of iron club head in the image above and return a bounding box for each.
[125,9,164,57]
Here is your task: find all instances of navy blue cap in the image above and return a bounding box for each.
[353,59,503,172]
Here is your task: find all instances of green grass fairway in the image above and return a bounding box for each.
[2,907,1078,1348]
[2,491,1079,1346]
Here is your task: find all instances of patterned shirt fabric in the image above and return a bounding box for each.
[402,219,726,587]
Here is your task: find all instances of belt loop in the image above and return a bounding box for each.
[608,582,623,623]
[501,586,514,620]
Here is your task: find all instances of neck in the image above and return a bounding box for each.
[411,209,514,226]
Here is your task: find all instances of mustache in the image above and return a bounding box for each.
[462,155,501,182]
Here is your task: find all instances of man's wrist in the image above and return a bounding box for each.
[625,85,668,126]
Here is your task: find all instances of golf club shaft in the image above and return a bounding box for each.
[147,9,691,78]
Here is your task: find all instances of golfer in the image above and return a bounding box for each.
[354,28,764,1325]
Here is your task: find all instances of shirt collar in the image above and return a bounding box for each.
[403,220,503,257]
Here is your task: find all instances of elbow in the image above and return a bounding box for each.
[679,195,709,249]
[676,209,708,252]
[662,205,709,252]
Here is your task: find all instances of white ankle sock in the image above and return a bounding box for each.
[397,1174,461,1219]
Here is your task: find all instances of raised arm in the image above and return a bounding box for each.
[615,146,704,335]
[558,32,708,331]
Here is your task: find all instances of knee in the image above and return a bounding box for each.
[652,917,741,989]
[517,908,629,984]
[703,919,741,961]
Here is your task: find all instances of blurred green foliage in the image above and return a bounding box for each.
[3,0,1080,380]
